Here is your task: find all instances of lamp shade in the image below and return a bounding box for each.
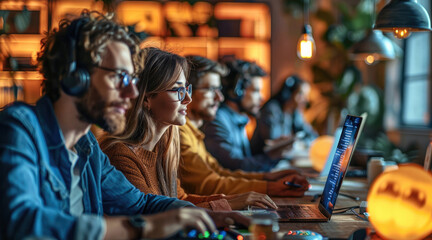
[350,30,398,64]
[374,0,431,32]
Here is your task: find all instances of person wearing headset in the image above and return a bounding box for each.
[202,59,284,172]
[250,75,317,155]
[0,12,247,240]
[179,55,309,197]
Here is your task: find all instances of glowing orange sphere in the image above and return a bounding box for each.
[367,164,432,240]
[309,135,334,172]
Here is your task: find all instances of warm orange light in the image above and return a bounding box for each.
[297,25,316,60]
[393,28,412,39]
[365,54,377,65]
[309,135,334,172]
[297,33,315,60]
[367,164,432,240]
[0,16,4,30]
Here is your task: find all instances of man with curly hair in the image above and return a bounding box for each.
[0,11,247,240]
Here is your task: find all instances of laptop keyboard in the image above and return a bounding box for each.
[277,205,322,218]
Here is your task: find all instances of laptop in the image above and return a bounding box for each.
[319,127,342,177]
[274,114,366,222]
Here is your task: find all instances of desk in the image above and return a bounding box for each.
[273,178,371,239]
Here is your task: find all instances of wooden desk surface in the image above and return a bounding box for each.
[272,178,371,239]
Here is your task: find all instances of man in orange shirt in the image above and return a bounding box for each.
[179,55,309,197]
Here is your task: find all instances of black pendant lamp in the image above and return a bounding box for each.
[351,0,399,65]
[374,0,431,39]
[350,30,398,65]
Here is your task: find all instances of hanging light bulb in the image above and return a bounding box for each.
[297,25,316,60]
[392,27,411,39]
[375,0,431,39]
[297,0,315,61]
[364,53,378,65]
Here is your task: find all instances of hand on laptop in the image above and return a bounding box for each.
[263,169,300,181]
[136,208,217,239]
[266,174,309,197]
[223,191,278,210]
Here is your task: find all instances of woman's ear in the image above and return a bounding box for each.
[143,95,151,110]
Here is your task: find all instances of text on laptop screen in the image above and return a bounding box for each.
[319,115,363,215]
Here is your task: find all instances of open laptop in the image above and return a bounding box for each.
[274,114,366,222]
[319,127,343,177]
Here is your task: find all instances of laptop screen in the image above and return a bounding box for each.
[319,115,363,215]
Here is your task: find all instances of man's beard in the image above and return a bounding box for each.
[75,87,127,135]
[193,104,218,121]
[240,102,259,117]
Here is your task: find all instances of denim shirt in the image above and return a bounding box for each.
[202,103,277,172]
[0,96,193,240]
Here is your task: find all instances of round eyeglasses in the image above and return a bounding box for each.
[166,84,192,101]
[195,86,223,96]
[95,65,139,89]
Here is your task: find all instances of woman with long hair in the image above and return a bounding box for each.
[99,47,277,211]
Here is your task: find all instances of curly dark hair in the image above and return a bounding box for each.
[38,10,140,102]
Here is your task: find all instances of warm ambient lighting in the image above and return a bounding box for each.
[367,164,432,240]
[297,25,316,60]
[309,135,334,172]
[393,28,411,39]
[365,54,377,65]
[374,0,431,39]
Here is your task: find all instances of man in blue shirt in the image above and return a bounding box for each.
[0,12,246,240]
[202,59,282,172]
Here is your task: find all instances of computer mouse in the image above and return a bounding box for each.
[281,230,323,240]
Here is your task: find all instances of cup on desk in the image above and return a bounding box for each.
[367,157,398,186]
[249,212,279,240]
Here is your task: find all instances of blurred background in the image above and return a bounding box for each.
[0,0,430,166]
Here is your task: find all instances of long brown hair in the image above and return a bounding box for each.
[100,47,189,197]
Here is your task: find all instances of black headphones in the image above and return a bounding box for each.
[232,61,251,99]
[61,17,91,97]
[277,75,303,105]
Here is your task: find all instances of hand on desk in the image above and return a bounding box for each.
[127,208,250,239]
[206,210,251,229]
[130,208,217,239]
[223,191,278,210]
[267,174,309,197]
[263,169,300,181]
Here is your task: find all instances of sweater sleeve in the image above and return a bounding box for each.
[179,126,267,196]
[207,154,264,180]
[177,179,232,211]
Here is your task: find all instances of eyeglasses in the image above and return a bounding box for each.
[195,86,223,95]
[166,84,192,101]
[95,66,139,89]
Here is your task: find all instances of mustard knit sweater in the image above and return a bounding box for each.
[178,118,267,195]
